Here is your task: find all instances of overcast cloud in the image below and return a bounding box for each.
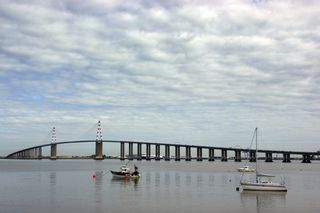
[0,0,319,155]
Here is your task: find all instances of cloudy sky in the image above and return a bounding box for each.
[0,0,319,156]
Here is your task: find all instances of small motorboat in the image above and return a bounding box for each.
[111,165,140,179]
[238,165,255,172]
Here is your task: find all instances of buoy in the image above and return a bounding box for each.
[236,187,239,191]
[92,173,96,179]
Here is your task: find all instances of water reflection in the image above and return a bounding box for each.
[185,174,192,185]
[94,171,103,192]
[164,172,170,185]
[175,173,180,186]
[49,172,56,186]
[240,191,287,213]
[145,172,151,185]
[110,176,140,189]
[155,172,160,187]
[196,175,203,186]
[49,172,57,208]
[94,171,103,213]
[208,175,215,186]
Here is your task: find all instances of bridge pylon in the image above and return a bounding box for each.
[95,121,103,160]
[50,127,57,160]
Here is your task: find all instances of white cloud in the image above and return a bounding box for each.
[0,0,319,155]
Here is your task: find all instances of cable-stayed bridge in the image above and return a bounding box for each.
[6,122,319,163]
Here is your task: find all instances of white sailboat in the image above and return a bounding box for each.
[240,128,287,192]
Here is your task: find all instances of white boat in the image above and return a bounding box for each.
[238,165,255,172]
[240,177,287,191]
[110,164,141,179]
[239,128,287,192]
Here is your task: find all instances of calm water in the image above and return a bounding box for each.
[0,159,319,213]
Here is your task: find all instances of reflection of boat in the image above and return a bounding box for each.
[111,165,140,179]
[241,190,287,197]
[238,165,255,172]
[240,190,287,211]
[240,128,287,192]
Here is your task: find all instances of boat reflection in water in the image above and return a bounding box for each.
[240,191,287,213]
[111,174,140,191]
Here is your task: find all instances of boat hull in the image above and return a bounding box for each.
[111,171,140,179]
[238,168,255,172]
[240,182,287,192]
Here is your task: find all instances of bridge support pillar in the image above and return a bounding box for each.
[302,154,311,163]
[265,152,273,162]
[95,141,103,160]
[120,142,125,160]
[185,146,191,161]
[197,147,203,161]
[165,145,170,161]
[146,144,151,160]
[137,143,142,160]
[175,145,180,161]
[51,144,57,160]
[283,153,291,163]
[35,147,42,159]
[235,150,241,162]
[208,148,215,161]
[221,149,228,161]
[128,142,133,160]
[155,144,161,160]
[249,150,256,162]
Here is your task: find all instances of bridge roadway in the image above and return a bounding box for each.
[6,140,320,163]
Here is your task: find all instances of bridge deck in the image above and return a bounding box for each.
[6,140,319,159]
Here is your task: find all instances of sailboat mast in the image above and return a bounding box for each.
[255,127,258,183]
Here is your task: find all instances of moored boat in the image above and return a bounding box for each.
[111,165,140,179]
[238,165,255,172]
[239,128,287,192]
[240,178,287,192]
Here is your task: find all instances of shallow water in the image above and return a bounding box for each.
[0,159,319,213]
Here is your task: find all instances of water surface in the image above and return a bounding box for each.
[0,159,319,213]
